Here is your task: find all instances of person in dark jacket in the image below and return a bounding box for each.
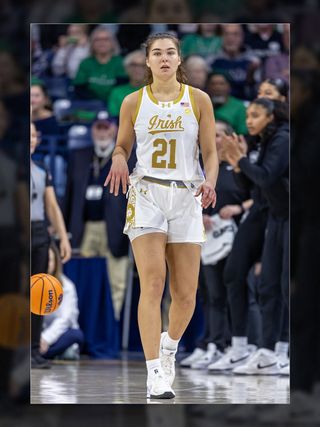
[220,98,289,375]
[179,120,252,369]
[207,119,269,374]
[63,113,136,319]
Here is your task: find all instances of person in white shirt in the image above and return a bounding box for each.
[51,24,90,79]
[40,241,84,360]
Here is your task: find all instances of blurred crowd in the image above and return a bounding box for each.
[28,22,289,308]
[0,0,319,422]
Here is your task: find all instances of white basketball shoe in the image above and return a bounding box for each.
[208,345,256,373]
[147,369,175,399]
[233,348,280,375]
[160,332,176,386]
[191,343,223,370]
[180,348,206,367]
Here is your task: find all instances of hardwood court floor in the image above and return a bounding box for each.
[31,359,289,404]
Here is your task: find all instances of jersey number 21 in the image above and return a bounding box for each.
[152,138,177,169]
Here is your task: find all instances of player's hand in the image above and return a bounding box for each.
[40,338,49,354]
[203,214,213,231]
[195,181,216,209]
[60,237,72,263]
[104,154,129,196]
[219,204,242,219]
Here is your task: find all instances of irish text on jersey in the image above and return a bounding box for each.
[148,114,184,135]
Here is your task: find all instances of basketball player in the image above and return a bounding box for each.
[105,33,218,399]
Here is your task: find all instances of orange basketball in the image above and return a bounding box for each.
[31,274,64,315]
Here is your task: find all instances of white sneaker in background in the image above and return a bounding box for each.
[233,348,280,375]
[191,343,223,370]
[59,343,80,360]
[279,362,290,376]
[179,347,206,367]
[208,346,255,373]
[147,371,175,399]
[160,332,176,386]
[275,346,290,376]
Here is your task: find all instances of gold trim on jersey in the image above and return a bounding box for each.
[173,84,185,104]
[146,84,185,106]
[125,187,136,229]
[189,86,200,123]
[133,88,143,124]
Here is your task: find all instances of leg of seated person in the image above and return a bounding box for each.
[43,329,84,359]
[202,260,228,351]
[101,226,129,320]
[106,253,129,320]
[80,222,101,257]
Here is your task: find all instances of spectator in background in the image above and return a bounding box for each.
[218,99,289,375]
[210,24,260,101]
[264,24,289,82]
[258,78,288,102]
[184,55,209,90]
[233,0,283,23]
[0,50,27,102]
[245,24,284,61]
[65,0,116,23]
[181,24,222,63]
[28,0,75,24]
[146,0,192,23]
[206,72,247,135]
[116,25,151,55]
[41,241,84,360]
[31,122,72,369]
[108,50,145,119]
[189,0,243,21]
[63,112,136,319]
[180,120,251,369]
[30,82,59,135]
[73,26,127,105]
[51,24,90,79]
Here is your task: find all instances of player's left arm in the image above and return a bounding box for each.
[194,88,219,208]
[45,186,72,263]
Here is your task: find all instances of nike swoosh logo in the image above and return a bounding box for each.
[257,362,278,369]
[279,363,289,368]
[230,354,249,364]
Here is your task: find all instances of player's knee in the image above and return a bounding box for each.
[141,277,165,302]
[172,291,196,310]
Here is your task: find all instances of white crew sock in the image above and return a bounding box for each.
[232,336,248,353]
[163,332,180,352]
[146,358,162,377]
[275,341,289,356]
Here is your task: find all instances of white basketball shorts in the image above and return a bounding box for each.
[123,177,205,244]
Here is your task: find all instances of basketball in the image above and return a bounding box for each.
[31,273,64,315]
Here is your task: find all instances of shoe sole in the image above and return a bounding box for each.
[233,371,280,376]
[191,364,211,370]
[147,391,175,399]
[31,365,51,369]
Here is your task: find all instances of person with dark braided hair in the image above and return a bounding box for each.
[104,33,218,399]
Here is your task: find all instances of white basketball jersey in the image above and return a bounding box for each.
[131,84,205,184]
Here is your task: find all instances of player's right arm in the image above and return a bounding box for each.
[104,91,138,196]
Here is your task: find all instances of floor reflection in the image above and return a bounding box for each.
[31,360,289,404]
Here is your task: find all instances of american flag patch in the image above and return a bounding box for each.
[180,102,190,107]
